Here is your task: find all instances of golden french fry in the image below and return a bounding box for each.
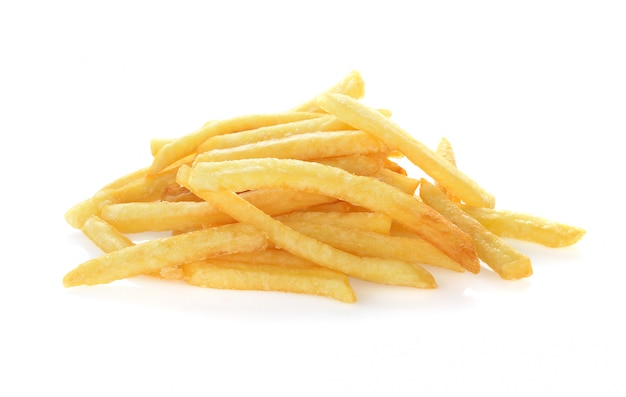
[315,93,495,208]
[419,179,532,280]
[459,205,586,248]
[150,138,174,157]
[314,153,385,176]
[65,167,178,229]
[303,201,358,213]
[276,211,392,234]
[81,215,134,253]
[149,112,322,175]
[373,167,420,195]
[182,258,356,303]
[218,248,321,267]
[285,221,465,272]
[435,137,462,203]
[181,158,479,273]
[290,70,365,112]
[101,188,337,233]
[63,223,268,287]
[197,115,354,153]
[176,185,436,288]
[193,130,388,164]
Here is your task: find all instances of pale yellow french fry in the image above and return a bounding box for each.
[290,70,365,112]
[314,153,385,176]
[197,115,354,153]
[285,221,465,272]
[315,93,495,208]
[458,205,586,248]
[218,248,321,267]
[81,215,134,253]
[149,112,322,174]
[303,201,356,213]
[181,159,479,273]
[63,223,268,287]
[276,211,392,234]
[150,138,174,157]
[100,189,337,233]
[435,137,462,203]
[182,258,356,303]
[65,167,178,229]
[373,167,420,195]
[419,179,532,280]
[193,130,388,164]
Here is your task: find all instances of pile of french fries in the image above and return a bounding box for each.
[63,71,585,303]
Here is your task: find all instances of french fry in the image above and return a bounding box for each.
[197,115,354,153]
[181,158,479,272]
[435,137,462,204]
[458,205,586,248]
[101,189,337,233]
[285,221,465,272]
[290,70,365,112]
[63,223,268,287]
[65,167,179,229]
[81,215,134,253]
[149,112,322,174]
[419,179,532,280]
[315,93,495,208]
[314,153,385,176]
[373,167,420,195]
[276,211,392,234]
[193,130,388,164]
[182,258,356,303]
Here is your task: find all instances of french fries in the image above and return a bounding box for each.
[63,71,584,303]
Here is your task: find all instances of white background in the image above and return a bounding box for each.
[1,1,625,396]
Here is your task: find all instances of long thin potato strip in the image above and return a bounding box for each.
[180,158,479,273]
[149,112,322,175]
[419,179,532,280]
[315,93,495,208]
[458,205,586,248]
[197,115,354,152]
[101,189,337,233]
[284,221,465,272]
[182,259,356,303]
[63,223,268,287]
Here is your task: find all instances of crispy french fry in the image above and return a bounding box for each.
[182,258,356,303]
[81,215,134,253]
[314,153,385,176]
[373,167,420,195]
[176,185,436,288]
[101,189,337,233]
[63,223,268,287]
[65,167,178,229]
[435,137,462,204]
[150,138,174,157]
[315,93,495,208]
[285,221,465,272]
[197,115,354,153]
[290,70,365,112]
[459,205,586,248]
[193,130,388,164]
[276,211,392,234]
[419,179,532,280]
[149,112,322,175]
[181,159,479,272]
